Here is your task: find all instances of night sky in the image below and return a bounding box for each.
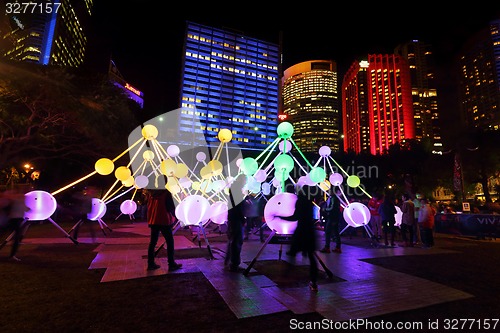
[85,2,500,141]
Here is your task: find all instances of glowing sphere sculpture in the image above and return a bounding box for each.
[329,172,344,186]
[217,128,232,142]
[240,157,258,176]
[142,150,155,161]
[394,205,403,227]
[142,124,158,140]
[347,175,361,188]
[175,194,211,226]
[115,166,131,181]
[209,201,228,224]
[278,140,292,153]
[274,154,294,173]
[253,169,267,182]
[309,167,326,183]
[174,163,189,178]
[87,198,107,221]
[277,122,294,139]
[95,158,114,175]
[262,182,271,195]
[318,145,331,157]
[196,152,206,162]
[263,192,298,235]
[120,199,137,215]
[135,175,149,188]
[167,145,180,157]
[160,159,176,176]
[343,202,371,227]
[24,190,57,221]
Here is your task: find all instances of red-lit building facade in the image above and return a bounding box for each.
[342,54,415,155]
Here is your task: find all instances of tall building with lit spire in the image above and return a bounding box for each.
[1,0,93,67]
[281,60,341,153]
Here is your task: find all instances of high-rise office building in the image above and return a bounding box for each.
[1,0,93,67]
[342,60,370,154]
[395,40,442,151]
[178,21,280,151]
[342,55,415,155]
[458,18,500,131]
[281,60,341,153]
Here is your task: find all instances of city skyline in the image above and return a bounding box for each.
[87,4,500,119]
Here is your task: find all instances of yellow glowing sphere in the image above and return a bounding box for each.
[319,180,331,191]
[174,163,189,178]
[217,128,232,143]
[160,159,176,176]
[200,160,223,179]
[141,124,158,140]
[192,181,201,191]
[115,166,132,181]
[95,158,114,175]
[142,150,155,161]
[166,183,181,194]
[122,176,135,187]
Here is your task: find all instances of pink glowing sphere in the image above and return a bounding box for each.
[209,201,228,225]
[120,199,137,215]
[264,192,298,235]
[343,202,371,227]
[24,190,57,221]
[87,198,107,221]
[175,194,210,226]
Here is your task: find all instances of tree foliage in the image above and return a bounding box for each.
[0,60,141,187]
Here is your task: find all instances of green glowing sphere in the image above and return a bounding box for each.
[309,167,326,183]
[277,122,294,139]
[273,154,294,173]
[240,157,258,176]
[347,175,361,188]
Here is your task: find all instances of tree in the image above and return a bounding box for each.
[0,60,141,188]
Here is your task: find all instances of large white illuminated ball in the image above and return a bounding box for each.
[120,199,137,215]
[394,205,403,227]
[87,198,107,221]
[175,195,210,226]
[264,192,298,235]
[24,190,57,221]
[343,202,371,228]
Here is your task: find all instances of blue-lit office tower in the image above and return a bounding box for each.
[179,21,280,151]
[1,0,93,67]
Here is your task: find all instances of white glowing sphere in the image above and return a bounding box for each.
[87,198,107,221]
[236,158,243,168]
[167,145,180,157]
[24,190,57,221]
[343,202,371,227]
[262,182,271,195]
[318,146,331,157]
[212,179,226,193]
[135,175,149,188]
[175,195,210,226]
[264,193,298,235]
[196,152,206,162]
[178,177,192,189]
[395,205,403,227]
[329,172,344,186]
[209,201,228,224]
[120,200,137,215]
[278,140,292,153]
[254,169,267,182]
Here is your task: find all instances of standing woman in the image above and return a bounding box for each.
[146,189,182,271]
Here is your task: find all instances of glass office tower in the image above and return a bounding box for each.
[179,21,279,151]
